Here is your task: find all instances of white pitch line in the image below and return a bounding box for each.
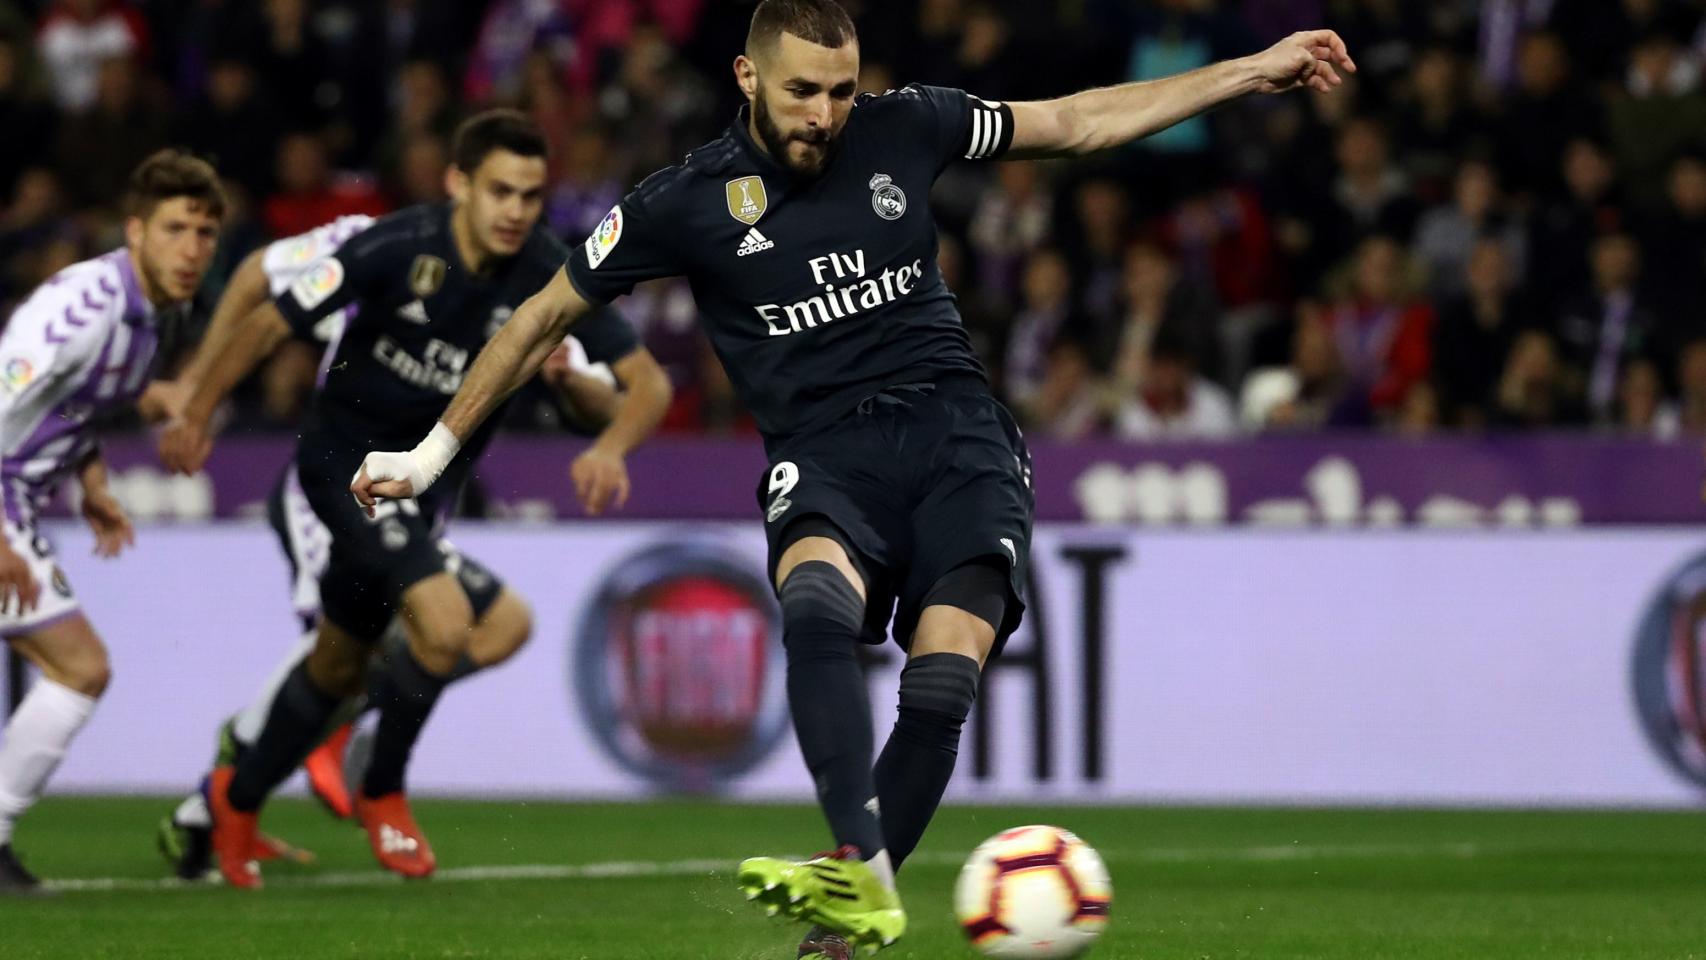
[42,842,1481,895]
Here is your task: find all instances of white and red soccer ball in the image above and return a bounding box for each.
[954,825,1112,958]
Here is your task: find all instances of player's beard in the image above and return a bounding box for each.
[754,89,834,177]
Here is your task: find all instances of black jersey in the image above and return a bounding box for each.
[563,85,1014,447]
[275,203,640,483]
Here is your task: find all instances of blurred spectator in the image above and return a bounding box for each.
[1527,137,1625,318]
[1005,248,1088,414]
[1553,232,1659,422]
[967,161,1053,310]
[263,131,388,239]
[256,0,329,130]
[463,0,577,106]
[1412,158,1526,301]
[0,21,55,201]
[1325,0,1428,99]
[546,123,623,242]
[1324,235,1435,415]
[1108,239,1220,389]
[1315,116,1421,276]
[1637,151,1706,337]
[1393,45,1485,201]
[1492,329,1582,428]
[1108,0,1247,166]
[1242,301,1368,431]
[1062,178,1130,329]
[1157,175,1280,385]
[1607,25,1706,209]
[1613,355,1679,438]
[598,22,716,183]
[1021,334,1106,440]
[1433,239,1529,429]
[53,55,166,208]
[1495,30,1600,201]
[376,59,458,190]
[1113,332,1238,440]
[36,0,148,112]
[392,132,449,207]
[174,55,275,199]
[0,168,76,306]
[1676,338,1706,434]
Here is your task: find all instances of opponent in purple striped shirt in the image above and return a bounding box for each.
[0,151,225,892]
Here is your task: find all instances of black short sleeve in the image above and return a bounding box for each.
[273,242,381,338]
[563,178,684,305]
[902,84,1015,168]
[571,305,641,366]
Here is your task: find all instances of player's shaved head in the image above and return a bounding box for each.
[746,0,856,62]
[738,0,859,177]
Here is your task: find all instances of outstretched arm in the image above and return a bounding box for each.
[157,301,291,474]
[351,267,594,511]
[1006,30,1354,159]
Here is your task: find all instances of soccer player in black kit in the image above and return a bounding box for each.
[354,2,1355,952]
[161,110,670,889]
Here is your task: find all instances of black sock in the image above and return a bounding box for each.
[227,662,343,812]
[781,561,886,859]
[362,651,477,714]
[360,647,449,798]
[874,652,981,869]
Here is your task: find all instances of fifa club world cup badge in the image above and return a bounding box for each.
[726,176,768,225]
[869,173,907,221]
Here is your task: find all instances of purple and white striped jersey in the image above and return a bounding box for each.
[0,248,161,526]
[259,214,375,385]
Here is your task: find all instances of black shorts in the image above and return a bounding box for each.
[756,375,1033,655]
[290,446,503,639]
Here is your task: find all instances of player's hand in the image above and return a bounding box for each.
[570,444,630,516]
[1249,30,1355,95]
[350,453,423,517]
[137,379,194,424]
[158,417,214,475]
[0,543,39,615]
[81,489,135,558]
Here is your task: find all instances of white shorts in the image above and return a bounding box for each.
[0,519,81,636]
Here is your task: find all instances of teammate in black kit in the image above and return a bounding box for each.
[160,110,670,890]
[354,2,1354,951]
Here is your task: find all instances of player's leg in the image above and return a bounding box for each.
[873,382,1032,872]
[873,564,1004,869]
[346,571,477,879]
[208,608,375,889]
[0,615,109,892]
[738,519,905,949]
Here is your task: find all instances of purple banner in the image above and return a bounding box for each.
[73,433,1706,527]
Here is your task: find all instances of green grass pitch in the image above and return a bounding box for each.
[2,797,1705,959]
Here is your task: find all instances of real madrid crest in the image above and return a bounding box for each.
[869,173,907,221]
[409,255,447,298]
[726,176,768,225]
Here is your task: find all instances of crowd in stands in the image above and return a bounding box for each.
[3,0,1706,439]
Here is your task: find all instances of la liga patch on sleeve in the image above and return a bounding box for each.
[1,357,34,394]
[290,258,345,310]
[585,206,623,269]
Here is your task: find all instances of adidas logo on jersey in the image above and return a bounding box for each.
[736,227,774,257]
[397,300,430,324]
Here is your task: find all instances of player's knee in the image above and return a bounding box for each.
[897,651,981,730]
[779,560,865,664]
[307,644,368,698]
[60,645,112,697]
[470,593,532,668]
[911,562,1007,665]
[407,615,476,675]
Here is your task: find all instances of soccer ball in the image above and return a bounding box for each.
[954,825,1112,958]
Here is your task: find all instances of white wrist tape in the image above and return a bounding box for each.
[357,422,460,499]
